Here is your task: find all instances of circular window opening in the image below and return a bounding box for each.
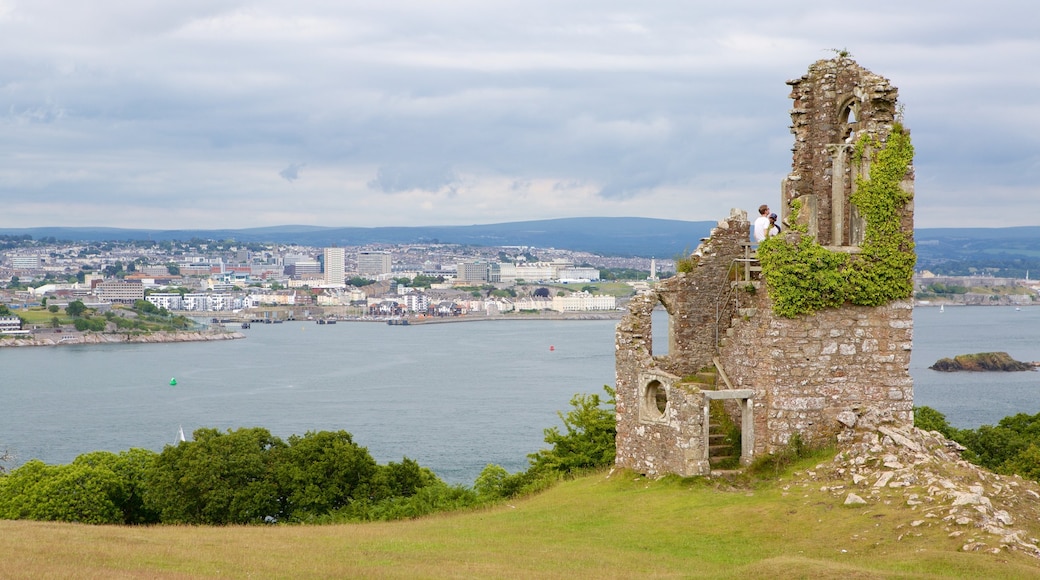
[645,380,668,418]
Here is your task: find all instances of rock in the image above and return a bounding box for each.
[844,493,867,505]
[930,352,1036,372]
[836,410,858,427]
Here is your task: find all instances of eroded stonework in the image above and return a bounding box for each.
[615,58,915,477]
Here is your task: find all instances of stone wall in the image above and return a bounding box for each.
[784,57,906,246]
[614,210,751,477]
[716,292,914,455]
[614,58,915,477]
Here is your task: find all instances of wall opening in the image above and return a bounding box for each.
[642,379,667,421]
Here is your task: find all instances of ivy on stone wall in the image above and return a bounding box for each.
[758,125,915,317]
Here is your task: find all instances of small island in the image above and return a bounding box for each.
[929,351,1038,372]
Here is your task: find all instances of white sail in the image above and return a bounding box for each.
[178,425,186,443]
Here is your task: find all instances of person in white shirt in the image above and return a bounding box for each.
[753,204,771,242]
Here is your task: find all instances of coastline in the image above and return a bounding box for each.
[0,330,245,348]
[396,311,624,325]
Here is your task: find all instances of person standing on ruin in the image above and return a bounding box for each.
[753,204,771,242]
[767,212,781,238]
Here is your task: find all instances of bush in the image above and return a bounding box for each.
[527,386,616,475]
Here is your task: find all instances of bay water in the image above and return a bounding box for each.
[1,307,1038,484]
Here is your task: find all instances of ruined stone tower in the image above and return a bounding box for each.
[614,57,915,478]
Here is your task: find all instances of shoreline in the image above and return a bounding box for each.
[0,330,245,348]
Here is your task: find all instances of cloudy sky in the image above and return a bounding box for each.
[1,1,1037,230]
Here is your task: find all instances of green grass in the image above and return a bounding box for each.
[16,308,71,325]
[3,462,1039,579]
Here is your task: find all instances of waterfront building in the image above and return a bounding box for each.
[0,315,22,332]
[551,292,616,312]
[93,280,144,304]
[146,293,184,311]
[401,291,430,313]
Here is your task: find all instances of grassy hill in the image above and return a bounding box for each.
[3,454,1039,579]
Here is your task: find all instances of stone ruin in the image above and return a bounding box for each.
[614,57,915,477]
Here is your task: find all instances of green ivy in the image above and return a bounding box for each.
[758,125,915,317]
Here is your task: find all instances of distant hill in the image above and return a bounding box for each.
[0,218,718,258]
[4,220,1040,268]
[914,226,1040,277]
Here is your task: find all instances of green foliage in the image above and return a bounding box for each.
[65,300,87,317]
[745,432,831,479]
[143,427,286,525]
[0,450,159,525]
[274,430,379,519]
[334,482,478,522]
[133,299,158,314]
[913,406,957,438]
[528,385,616,475]
[674,251,695,273]
[757,234,851,317]
[757,127,915,317]
[73,317,107,331]
[915,407,1040,484]
[348,276,375,287]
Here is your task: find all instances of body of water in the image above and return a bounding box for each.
[1,307,1038,484]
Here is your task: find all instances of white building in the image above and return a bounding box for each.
[0,315,22,332]
[401,291,430,313]
[146,293,184,311]
[551,292,617,312]
[323,247,346,287]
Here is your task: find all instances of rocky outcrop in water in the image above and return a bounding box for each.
[929,352,1037,372]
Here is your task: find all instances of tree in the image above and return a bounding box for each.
[143,427,286,525]
[0,304,9,316]
[73,449,160,524]
[913,406,956,438]
[528,386,616,475]
[66,300,87,317]
[48,305,59,313]
[0,459,124,524]
[133,300,158,314]
[532,287,550,298]
[275,430,379,520]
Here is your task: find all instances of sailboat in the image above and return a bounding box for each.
[177,425,186,443]
[940,304,944,313]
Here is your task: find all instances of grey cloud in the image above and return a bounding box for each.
[0,1,1038,229]
[368,164,459,194]
[279,163,305,182]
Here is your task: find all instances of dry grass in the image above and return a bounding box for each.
[3,466,1040,579]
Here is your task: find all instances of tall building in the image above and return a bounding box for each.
[357,251,391,276]
[323,247,346,286]
[456,261,489,283]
